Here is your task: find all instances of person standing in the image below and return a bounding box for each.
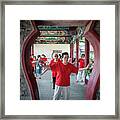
[49,52,78,100]
[85,59,94,85]
[76,54,86,85]
[35,56,42,79]
[50,53,60,89]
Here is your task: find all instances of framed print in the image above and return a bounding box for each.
[0,0,119,119]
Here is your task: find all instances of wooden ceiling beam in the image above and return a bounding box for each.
[34,20,90,27]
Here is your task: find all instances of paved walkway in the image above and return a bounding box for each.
[36,70,85,100]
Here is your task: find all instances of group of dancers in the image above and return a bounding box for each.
[30,52,94,100]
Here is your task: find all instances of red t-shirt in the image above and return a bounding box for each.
[30,57,36,68]
[50,59,61,77]
[50,61,78,86]
[40,57,47,62]
[50,59,57,77]
[78,58,85,68]
[30,57,33,65]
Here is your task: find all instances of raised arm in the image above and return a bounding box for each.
[78,63,89,71]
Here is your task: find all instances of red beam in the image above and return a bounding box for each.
[31,44,34,55]
[85,39,89,66]
[70,43,74,60]
[34,20,90,27]
[76,37,79,68]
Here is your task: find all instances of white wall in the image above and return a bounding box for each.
[34,44,70,60]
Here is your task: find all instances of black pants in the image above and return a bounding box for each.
[85,79,88,84]
[52,77,56,89]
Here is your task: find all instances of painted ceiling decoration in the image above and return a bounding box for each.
[37,36,66,41]
[34,26,72,44]
[34,26,85,44]
[39,30,69,36]
[38,26,69,31]
[35,36,71,44]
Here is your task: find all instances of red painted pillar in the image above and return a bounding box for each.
[84,30,100,100]
[76,37,79,68]
[21,21,40,100]
[84,20,100,100]
[65,36,68,43]
[70,43,74,60]
[31,44,34,55]
[22,30,40,100]
[85,39,89,66]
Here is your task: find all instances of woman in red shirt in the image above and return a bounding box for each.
[50,53,60,89]
[49,52,78,100]
[30,55,36,73]
[76,54,86,84]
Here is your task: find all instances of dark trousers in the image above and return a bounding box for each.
[52,77,56,89]
[85,79,88,85]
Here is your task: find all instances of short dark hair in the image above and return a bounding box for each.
[59,54,62,58]
[62,52,69,58]
[81,54,85,57]
[37,55,41,58]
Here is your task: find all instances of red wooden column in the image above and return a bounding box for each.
[85,39,89,66]
[22,21,40,100]
[31,44,34,55]
[84,21,100,100]
[76,37,79,68]
[70,43,74,60]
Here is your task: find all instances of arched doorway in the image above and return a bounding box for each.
[20,20,100,100]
